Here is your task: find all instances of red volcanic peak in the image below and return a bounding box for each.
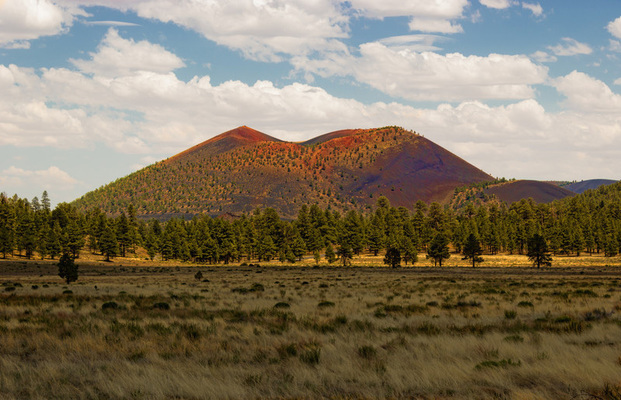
[166,126,281,162]
[212,125,282,144]
[73,125,503,219]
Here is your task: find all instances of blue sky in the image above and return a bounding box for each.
[0,0,620,205]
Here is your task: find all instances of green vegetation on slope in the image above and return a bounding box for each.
[71,126,492,219]
[2,181,621,266]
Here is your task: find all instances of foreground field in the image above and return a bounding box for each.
[1,259,621,399]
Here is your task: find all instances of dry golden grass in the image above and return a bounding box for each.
[1,255,621,399]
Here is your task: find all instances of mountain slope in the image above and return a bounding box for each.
[485,180,575,204]
[563,179,617,194]
[73,126,494,219]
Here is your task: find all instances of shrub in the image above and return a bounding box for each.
[300,348,321,365]
[250,283,265,292]
[503,334,524,343]
[357,345,377,359]
[102,301,120,311]
[153,302,171,310]
[475,358,521,370]
[318,301,335,308]
[274,302,291,309]
[277,343,298,359]
[504,310,518,320]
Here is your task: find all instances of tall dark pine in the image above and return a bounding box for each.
[116,212,131,257]
[427,233,450,267]
[0,196,14,258]
[58,253,78,284]
[99,222,119,262]
[527,233,552,268]
[383,246,401,268]
[462,233,484,268]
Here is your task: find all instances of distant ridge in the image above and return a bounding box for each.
[486,180,575,204]
[563,179,617,194]
[72,126,494,219]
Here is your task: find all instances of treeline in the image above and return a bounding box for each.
[1,182,621,265]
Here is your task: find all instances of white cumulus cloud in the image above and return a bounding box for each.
[0,166,79,191]
[70,28,185,77]
[530,50,556,63]
[479,0,515,10]
[0,0,85,48]
[522,2,543,17]
[554,70,621,113]
[548,38,592,56]
[294,41,548,102]
[607,16,621,39]
[349,0,468,34]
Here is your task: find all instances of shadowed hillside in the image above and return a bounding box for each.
[563,179,617,194]
[73,126,494,219]
[486,180,575,204]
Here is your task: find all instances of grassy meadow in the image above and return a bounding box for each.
[1,254,621,399]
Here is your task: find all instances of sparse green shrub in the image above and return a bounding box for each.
[180,323,200,340]
[250,283,265,292]
[153,302,170,310]
[475,358,521,370]
[277,343,298,359]
[244,374,263,386]
[504,310,518,320]
[504,334,524,343]
[102,301,120,311]
[300,348,321,365]
[318,301,335,308]
[357,345,377,359]
[274,302,290,309]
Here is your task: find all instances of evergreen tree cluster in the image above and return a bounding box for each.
[1,181,620,266]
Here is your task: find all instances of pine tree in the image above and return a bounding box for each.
[48,221,62,260]
[367,214,385,256]
[58,253,78,284]
[19,209,37,259]
[41,190,51,212]
[383,246,401,268]
[99,221,119,262]
[527,234,552,268]
[401,237,418,265]
[258,234,277,262]
[462,233,484,268]
[291,233,307,261]
[427,233,450,267]
[0,196,15,258]
[63,217,85,258]
[325,242,336,264]
[116,212,131,257]
[604,234,618,257]
[37,222,51,260]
